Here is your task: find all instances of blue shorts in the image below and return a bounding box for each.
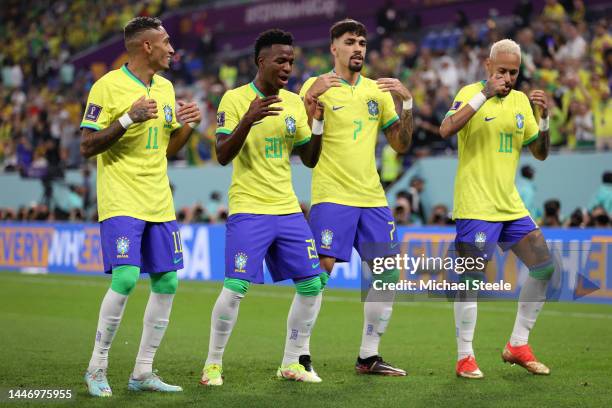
[224,213,322,284]
[454,215,538,259]
[309,203,398,263]
[100,216,183,274]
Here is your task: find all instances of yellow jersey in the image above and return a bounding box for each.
[447,81,539,221]
[300,74,398,207]
[80,64,181,222]
[216,82,311,215]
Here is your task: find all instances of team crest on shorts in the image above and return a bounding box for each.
[116,237,130,258]
[321,229,334,249]
[367,99,379,117]
[234,252,248,273]
[516,113,524,129]
[474,232,487,250]
[285,115,296,136]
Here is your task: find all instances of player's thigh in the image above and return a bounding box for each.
[225,213,275,284]
[142,220,183,273]
[505,218,551,268]
[309,203,360,263]
[266,213,322,283]
[454,219,503,262]
[355,207,398,262]
[100,216,146,273]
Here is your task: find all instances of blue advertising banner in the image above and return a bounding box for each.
[1,223,610,303]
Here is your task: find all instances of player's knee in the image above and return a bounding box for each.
[150,271,179,294]
[320,256,335,273]
[529,260,554,280]
[223,277,250,295]
[110,265,140,295]
[295,276,322,296]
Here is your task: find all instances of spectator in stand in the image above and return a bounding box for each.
[564,208,584,227]
[517,165,539,219]
[542,0,567,23]
[588,205,611,228]
[541,199,562,227]
[428,204,452,226]
[408,176,426,225]
[589,171,612,214]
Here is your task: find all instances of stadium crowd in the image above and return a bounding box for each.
[0,0,610,225]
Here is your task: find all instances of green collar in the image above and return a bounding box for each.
[249,81,265,98]
[122,64,154,88]
[333,70,361,87]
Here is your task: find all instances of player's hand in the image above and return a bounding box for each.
[128,95,158,122]
[176,100,202,126]
[377,78,412,101]
[305,73,342,99]
[529,90,549,119]
[244,96,283,125]
[312,99,324,121]
[482,73,508,98]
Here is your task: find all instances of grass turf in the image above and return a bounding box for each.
[1,272,611,408]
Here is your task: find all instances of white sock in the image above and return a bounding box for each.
[454,299,477,360]
[88,289,128,371]
[132,292,174,379]
[205,287,244,366]
[510,276,548,346]
[303,292,322,356]
[359,297,394,359]
[282,293,320,366]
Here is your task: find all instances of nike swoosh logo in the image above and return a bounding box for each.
[484,117,496,122]
[312,262,320,269]
[390,243,400,249]
[252,120,263,126]
[173,257,183,264]
[332,106,344,111]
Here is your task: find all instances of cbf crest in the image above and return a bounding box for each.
[516,113,524,129]
[163,104,173,128]
[321,229,334,249]
[474,232,487,251]
[116,237,130,258]
[367,99,379,117]
[234,252,248,273]
[285,115,296,136]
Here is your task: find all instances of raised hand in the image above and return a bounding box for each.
[305,73,342,99]
[376,78,412,101]
[244,96,283,125]
[529,90,549,119]
[482,73,508,98]
[176,100,202,126]
[128,95,158,122]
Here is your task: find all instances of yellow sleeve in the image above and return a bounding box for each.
[299,77,316,99]
[446,84,478,117]
[522,95,539,146]
[216,91,239,135]
[80,80,113,131]
[380,91,399,130]
[169,87,182,132]
[293,100,311,147]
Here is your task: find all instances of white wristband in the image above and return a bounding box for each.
[312,119,324,135]
[187,121,200,129]
[539,116,549,132]
[402,99,413,110]
[118,112,133,129]
[467,92,487,111]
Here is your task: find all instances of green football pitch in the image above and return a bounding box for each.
[1,272,611,407]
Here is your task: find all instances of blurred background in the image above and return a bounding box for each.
[0,0,610,228]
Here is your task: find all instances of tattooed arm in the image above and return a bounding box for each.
[377,78,413,153]
[528,90,550,161]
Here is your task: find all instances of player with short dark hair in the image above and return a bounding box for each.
[81,16,201,396]
[439,38,553,379]
[299,18,413,376]
[200,29,326,386]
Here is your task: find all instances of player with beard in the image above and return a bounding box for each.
[439,39,553,379]
[299,19,413,376]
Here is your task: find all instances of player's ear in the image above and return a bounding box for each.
[329,42,336,58]
[484,58,492,75]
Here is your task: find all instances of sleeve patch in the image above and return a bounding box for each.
[85,103,102,122]
[217,111,225,127]
[451,101,462,110]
